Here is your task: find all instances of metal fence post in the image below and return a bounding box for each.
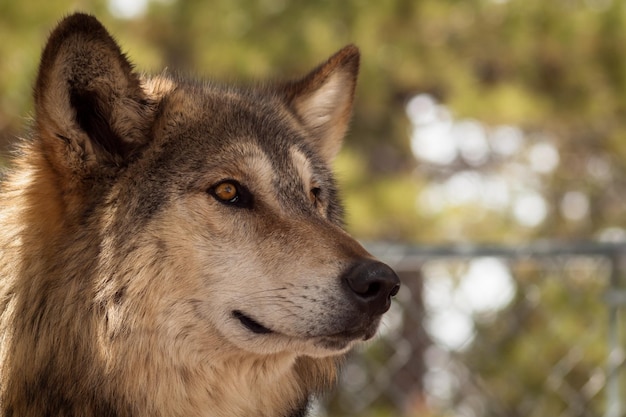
[605,253,623,417]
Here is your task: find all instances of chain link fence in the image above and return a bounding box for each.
[320,242,626,417]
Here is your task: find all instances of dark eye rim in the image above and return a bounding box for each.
[310,186,322,206]
[209,180,253,209]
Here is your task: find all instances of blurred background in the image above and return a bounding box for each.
[1,0,626,416]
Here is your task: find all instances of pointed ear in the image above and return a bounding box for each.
[280,45,360,163]
[34,13,154,170]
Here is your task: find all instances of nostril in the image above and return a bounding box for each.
[390,283,400,297]
[342,260,401,315]
[363,282,381,298]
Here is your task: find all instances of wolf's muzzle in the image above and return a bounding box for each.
[342,260,400,316]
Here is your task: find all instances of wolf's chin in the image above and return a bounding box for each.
[312,320,380,352]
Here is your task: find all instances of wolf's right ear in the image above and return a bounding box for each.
[279,45,359,163]
[34,13,154,170]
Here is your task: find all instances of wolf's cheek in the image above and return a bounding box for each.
[192,266,389,357]
[152,192,398,358]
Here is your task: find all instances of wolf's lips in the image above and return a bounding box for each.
[232,308,382,351]
[233,309,381,342]
[232,310,274,335]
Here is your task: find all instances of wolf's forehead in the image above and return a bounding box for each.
[218,142,315,187]
[154,85,324,186]
[219,142,278,183]
[170,88,303,148]
[289,147,314,188]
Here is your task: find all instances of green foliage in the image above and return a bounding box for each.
[4,0,626,243]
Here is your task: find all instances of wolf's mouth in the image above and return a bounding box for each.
[232,309,381,350]
[232,310,274,335]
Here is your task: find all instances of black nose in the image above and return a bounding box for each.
[342,260,400,316]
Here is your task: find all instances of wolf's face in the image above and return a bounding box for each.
[32,14,399,361]
[141,89,399,358]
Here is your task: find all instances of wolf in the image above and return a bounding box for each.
[0,13,400,417]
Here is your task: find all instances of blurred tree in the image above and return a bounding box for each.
[5,0,626,242]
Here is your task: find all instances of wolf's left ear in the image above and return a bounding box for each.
[34,13,154,169]
[279,45,359,163]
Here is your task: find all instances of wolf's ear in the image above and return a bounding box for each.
[34,13,153,169]
[280,45,359,163]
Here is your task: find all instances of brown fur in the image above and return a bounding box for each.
[0,13,399,417]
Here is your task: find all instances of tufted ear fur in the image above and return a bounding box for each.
[33,13,155,173]
[279,45,360,163]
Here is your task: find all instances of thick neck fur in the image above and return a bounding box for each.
[0,146,334,417]
[117,348,309,416]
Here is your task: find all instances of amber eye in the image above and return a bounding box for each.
[214,181,239,203]
[210,180,253,208]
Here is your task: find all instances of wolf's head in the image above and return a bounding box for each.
[32,13,399,362]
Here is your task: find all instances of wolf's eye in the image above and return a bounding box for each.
[310,187,322,206]
[210,180,253,208]
[215,182,238,202]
